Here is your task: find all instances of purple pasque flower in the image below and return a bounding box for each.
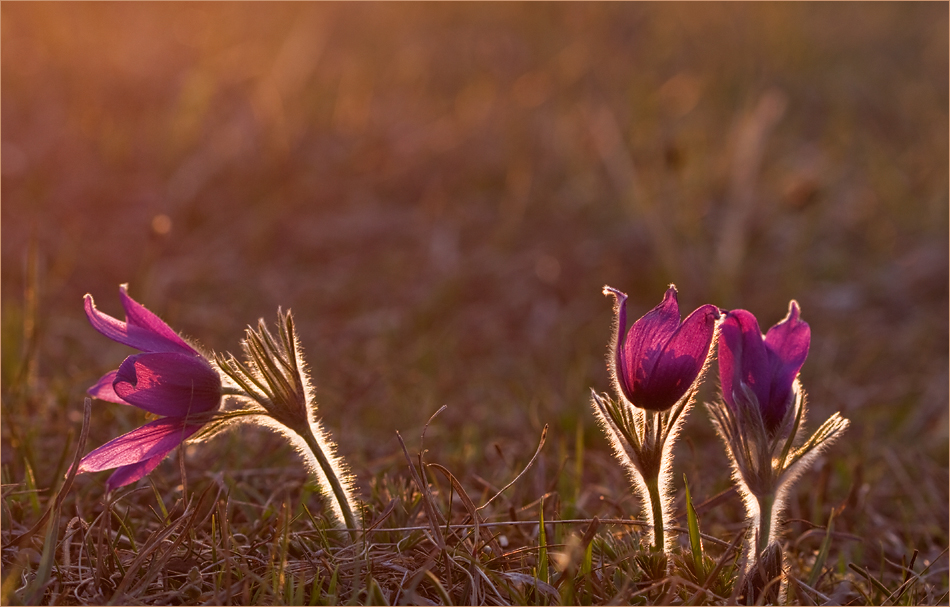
[717,301,810,434]
[605,285,720,411]
[78,285,222,491]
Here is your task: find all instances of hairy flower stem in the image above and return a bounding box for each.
[645,477,665,551]
[299,424,358,540]
[757,493,775,556]
[217,311,361,540]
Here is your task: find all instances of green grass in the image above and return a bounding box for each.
[2,3,948,604]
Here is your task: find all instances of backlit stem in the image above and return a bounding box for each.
[645,477,665,551]
[756,493,775,556]
[299,425,358,540]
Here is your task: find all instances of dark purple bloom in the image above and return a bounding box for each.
[718,301,810,434]
[78,285,221,491]
[605,285,720,411]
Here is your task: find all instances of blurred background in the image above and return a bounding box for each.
[2,2,947,568]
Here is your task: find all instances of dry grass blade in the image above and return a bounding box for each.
[396,430,445,550]
[7,398,92,550]
[427,463,500,557]
[674,487,739,522]
[683,529,744,605]
[350,518,649,535]
[364,498,398,534]
[20,398,93,603]
[664,575,730,603]
[421,405,448,453]
[402,546,443,603]
[786,573,824,605]
[110,509,191,599]
[849,562,893,600]
[882,546,949,606]
[498,571,559,602]
[112,483,217,600]
[478,424,548,513]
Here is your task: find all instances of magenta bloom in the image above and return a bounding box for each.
[605,285,720,411]
[718,301,810,434]
[78,285,221,491]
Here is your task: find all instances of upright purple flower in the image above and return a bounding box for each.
[707,300,847,601]
[718,301,810,434]
[78,285,222,491]
[607,285,720,411]
[592,285,719,555]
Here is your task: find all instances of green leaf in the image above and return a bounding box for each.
[22,458,40,518]
[807,509,835,587]
[327,564,339,604]
[582,537,593,577]
[367,576,390,606]
[22,496,59,604]
[423,570,453,606]
[308,571,322,606]
[683,474,705,583]
[149,478,170,522]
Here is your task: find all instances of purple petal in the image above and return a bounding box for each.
[77,417,204,474]
[106,453,174,492]
[114,353,221,417]
[84,292,197,356]
[762,300,810,427]
[88,370,128,405]
[639,304,719,410]
[718,309,770,411]
[119,285,197,355]
[603,286,629,395]
[619,286,681,401]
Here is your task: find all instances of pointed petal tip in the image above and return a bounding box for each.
[116,286,200,356]
[656,285,680,314]
[118,283,134,309]
[787,299,801,320]
[773,300,809,337]
[83,295,97,325]
[118,283,132,306]
[603,285,627,301]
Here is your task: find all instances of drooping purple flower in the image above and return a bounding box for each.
[605,285,720,411]
[718,301,810,434]
[78,285,222,491]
